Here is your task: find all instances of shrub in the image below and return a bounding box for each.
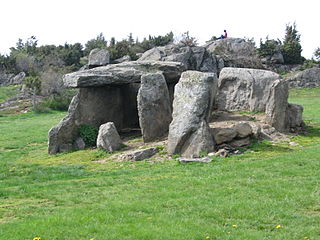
[314,47,320,61]
[41,90,76,111]
[299,59,317,71]
[33,102,50,113]
[79,125,99,146]
[257,38,282,57]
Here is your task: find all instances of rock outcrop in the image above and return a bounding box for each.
[138,43,224,74]
[88,48,110,68]
[137,73,172,142]
[96,122,123,151]
[205,38,264,69]
[285,67,320,88]
[168,71,217,157]
[0,72,25,86]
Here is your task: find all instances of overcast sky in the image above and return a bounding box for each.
[1,0,319,58]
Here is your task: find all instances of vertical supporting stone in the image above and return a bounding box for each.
[265,80,289,132]
[137,72,172,142]
[168,71,217,158]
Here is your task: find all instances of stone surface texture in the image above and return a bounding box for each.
[88,48,110,67]
[137,73,172,142]
[138,43,224,74]
[63,61,185,88]
[285,67,320,88]
[168,71,217,157]
[205,38,264,69]
[96,122,122,151]
[119,147,158,161]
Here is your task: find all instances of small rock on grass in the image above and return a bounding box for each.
[178,157,212,163]
[120,147,158,161]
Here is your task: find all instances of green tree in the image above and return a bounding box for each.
[257,37,282,57]
[282,23,304,64]
[314,47,320,61]
[84,33,108,55]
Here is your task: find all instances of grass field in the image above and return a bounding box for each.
[0,88,319,240]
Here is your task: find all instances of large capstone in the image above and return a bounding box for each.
[168,71,217,157]
[63,61,185,88]
[137,72,172,142]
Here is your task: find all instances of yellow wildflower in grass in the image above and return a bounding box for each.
[205,236,210,239]
[89,238,96,240]
[232,224,238,228]
[275,224,282,229]
[33,237,41,240]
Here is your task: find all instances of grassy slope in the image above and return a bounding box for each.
[0,88,319,240]
[0,85,20,103]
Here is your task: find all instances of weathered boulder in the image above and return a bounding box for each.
[216,67,304,132]
[168,71,216,157]
[205,38,264,69]
[63,61,185,88]
[285,67,320,88]
[113,55,131,64]
[230,137,251,148]
[286,104,304,129]
[96,122,122,151]
[137,73,172,142]
[234,122,253,138]
[119,147,158,161]
[88,48,110,68]
[217,67,281,111]
[138,44,223,73]
[211,128,237,145]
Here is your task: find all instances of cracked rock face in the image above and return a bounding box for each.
[168,71,217,158]
[63,61,185,88]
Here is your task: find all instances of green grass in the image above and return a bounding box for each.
[0,85,20,103]
[0,88,320,240]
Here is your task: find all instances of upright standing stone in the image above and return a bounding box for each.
[137,73,172,142]
[265,79,289,131]
[168,71,216,157]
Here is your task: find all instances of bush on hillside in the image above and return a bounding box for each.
[257,38,282,57]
